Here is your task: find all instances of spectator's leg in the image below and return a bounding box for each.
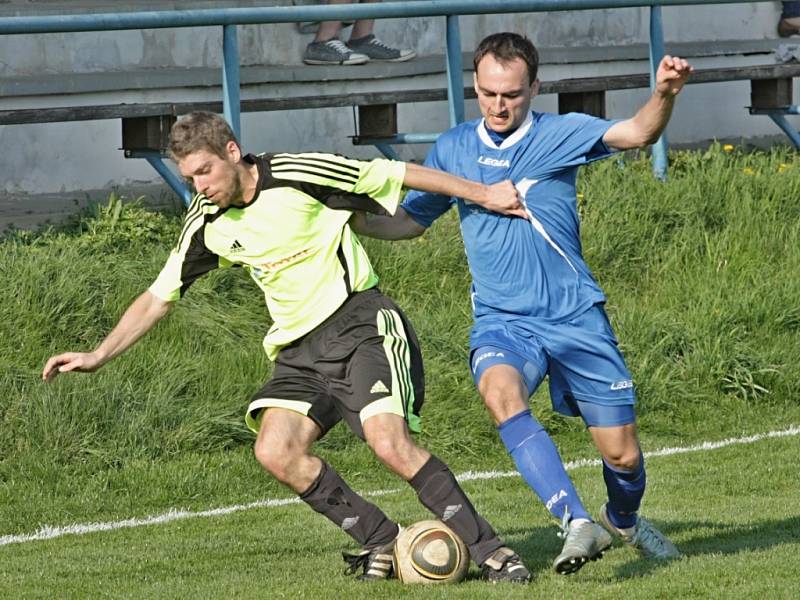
[346,0,416,63]
[304,0,369,65]
[350,0,377,40]
[313,0,348,43]
[779,2,800,37]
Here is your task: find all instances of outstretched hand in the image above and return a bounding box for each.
[655,55,693,97]
[42,351,103,382]
[483,180,528,219]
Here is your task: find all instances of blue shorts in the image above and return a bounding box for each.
[469,304,636,427]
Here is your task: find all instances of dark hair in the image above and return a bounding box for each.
[473,32,539,84]
[168,111,239,161]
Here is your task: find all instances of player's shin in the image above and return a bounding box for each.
[498,409,591,523]
[602,453,646,529]
[408,454,502,566]
[300,460,399,548]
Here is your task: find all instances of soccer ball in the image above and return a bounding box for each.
[392,519,470,584]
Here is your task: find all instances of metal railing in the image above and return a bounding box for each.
[0,0,778,202]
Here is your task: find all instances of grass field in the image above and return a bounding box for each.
[1,145,799,598]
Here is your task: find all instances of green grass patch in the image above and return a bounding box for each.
[1,146,799,595]
[2,433,798,598]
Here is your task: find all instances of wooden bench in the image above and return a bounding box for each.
[353,63,800,143]
[3,62,798,154]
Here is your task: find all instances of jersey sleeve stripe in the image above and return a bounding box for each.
[271,168,358,188]
[176,196,213,251]
[271,161,359,183]
[272,152,361,175]
[150,204,219,302]
[272,154,360,175]
[271,159,359,183]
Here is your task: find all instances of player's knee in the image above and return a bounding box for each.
[368,433,406,465]
[479,383,526,423]
[368,432,426,478]
[253,438,277,473]
[254,435,295,482]
[603,448,642,472]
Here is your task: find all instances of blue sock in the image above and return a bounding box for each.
[602,453,646,529]
[498,410,590,522]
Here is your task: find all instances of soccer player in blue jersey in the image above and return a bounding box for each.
[352,32,692,575]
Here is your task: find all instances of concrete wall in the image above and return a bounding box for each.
[0,1,793,224]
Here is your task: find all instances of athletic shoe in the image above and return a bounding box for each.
[553,513,613,575]
[598,503,682,560]
[303,39,369,65]
[342,537,396,581]
[346,34,416,62]
[480,547,532,583]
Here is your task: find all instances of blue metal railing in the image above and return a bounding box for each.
[0,0,778,201]
[222,24,242,140]
[648,5,668,179]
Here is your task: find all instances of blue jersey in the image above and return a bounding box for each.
[403,111,616,323]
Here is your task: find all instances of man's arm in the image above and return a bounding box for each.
[603,55,693,150]
[42,290,172,381]
[403,162,527,219]
[350,206,426,240]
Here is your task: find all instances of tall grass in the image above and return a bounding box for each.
[1,146,799,484]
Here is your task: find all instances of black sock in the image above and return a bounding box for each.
[300,460,399,549]
[408,454,503,565]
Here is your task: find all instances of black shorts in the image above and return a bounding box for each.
[245,288,425,440]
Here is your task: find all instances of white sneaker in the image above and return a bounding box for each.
[303,39,369,65]
[598,503,682,560]
[346,34,416,62]
[553,513,613,575]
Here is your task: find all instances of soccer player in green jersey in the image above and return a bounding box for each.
[42,111,531,583]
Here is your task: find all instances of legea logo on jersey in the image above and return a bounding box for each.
[610,379,634,391]
[478,156,510,168]
[545,489,568,511]
[472,351,505,373]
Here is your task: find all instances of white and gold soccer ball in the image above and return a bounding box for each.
[392,519,470,584]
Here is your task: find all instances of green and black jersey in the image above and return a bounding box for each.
[149,152,406,359]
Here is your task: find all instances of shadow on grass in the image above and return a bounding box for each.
[460,524,559,581]
[612,514,798,580]
[469,514,800,581]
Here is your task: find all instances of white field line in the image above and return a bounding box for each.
[2,425,798,547]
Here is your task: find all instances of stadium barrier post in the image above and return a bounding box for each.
[223,23,242,139]
[143,154,194,206]
[649,4,669,180]
[446,14,465,127]
[765,112,800,148]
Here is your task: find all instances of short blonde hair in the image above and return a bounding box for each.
[169,111,239,160]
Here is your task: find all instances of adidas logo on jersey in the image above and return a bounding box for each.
[370,380,390,394]
[229,239,245,254]
[478,156,510,168]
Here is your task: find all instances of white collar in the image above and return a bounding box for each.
[476,112,533,150]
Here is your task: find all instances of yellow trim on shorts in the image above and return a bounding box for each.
[359,396,405,425]
[245,397,312,433]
